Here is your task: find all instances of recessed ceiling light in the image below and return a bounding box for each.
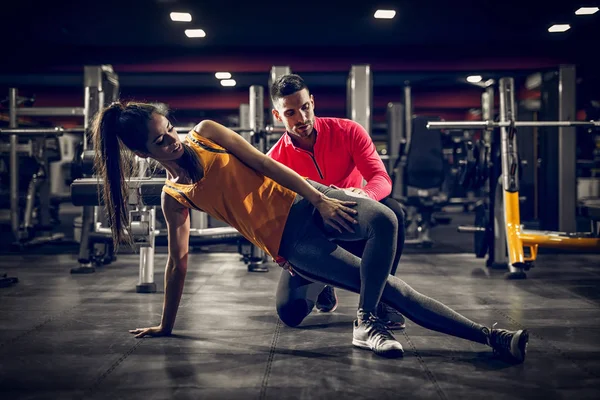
[466,75,483,83]
[548,24,571,33]
[220,79,236,87]
[185,29,206,38]
[575,7,599,15]
[170,12,192,22]
[215,72,232,79]
[374,10,396,19]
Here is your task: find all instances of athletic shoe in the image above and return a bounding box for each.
[377,302,406,330]
[352,313,404,358]
[316,285,338,313]
[487,323,529,363]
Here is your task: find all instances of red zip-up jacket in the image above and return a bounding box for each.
[266,117,392,201]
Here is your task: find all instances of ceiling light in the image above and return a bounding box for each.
[575,7,599,15]
[215,72,232,79]
[220,79,236,87]
[374,10,396,19]
[185,29,206,38]
[170,12,192,22]
[548,24,571,32]
[466,75,483,83]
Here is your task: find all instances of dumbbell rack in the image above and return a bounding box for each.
[427,76,600,279]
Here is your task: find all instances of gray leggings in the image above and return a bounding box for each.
[276,180,488,345]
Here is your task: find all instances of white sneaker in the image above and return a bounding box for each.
[352,313,404,358]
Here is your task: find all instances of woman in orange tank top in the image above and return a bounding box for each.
[91,101,529,363]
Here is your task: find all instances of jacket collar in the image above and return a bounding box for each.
[282,116,321,150]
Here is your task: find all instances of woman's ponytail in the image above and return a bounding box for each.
[92,102,131,248]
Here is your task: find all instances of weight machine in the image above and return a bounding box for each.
[2,91,87,250]
[427,69,600,279]
[0,126,71,288]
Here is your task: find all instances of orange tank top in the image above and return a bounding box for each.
[162,130,297,259]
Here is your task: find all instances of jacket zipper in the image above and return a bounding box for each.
[309,154,324,179]
[304,151,324,179]
[293,139,324,179]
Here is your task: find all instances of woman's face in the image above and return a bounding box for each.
[143,113,185,162]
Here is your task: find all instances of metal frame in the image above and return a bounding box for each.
[6,90,71,246]
[347,65,373,135]
[404,85,413,152]
[245,85,269,271]
[558,65,577,232]
[386,102,405,199]
[427,72,600,279]
[72,65,120,275]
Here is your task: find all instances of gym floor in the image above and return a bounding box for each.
[1,209,600,400]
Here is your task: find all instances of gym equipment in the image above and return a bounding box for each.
[387,86,456,247]
[347,65,373,135]
[456,139,489,191]
[2,93,81,250]
[72,177,163,293]
[240,84,272,272]
[69,65,121,274]
[427,120,600,130]
[401,116,450,247]
[427,72,600,279]
[0,126,70,288]
[386,102,406,199]
[73,153,248,292]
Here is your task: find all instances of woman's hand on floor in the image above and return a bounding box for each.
[129,325,170,338]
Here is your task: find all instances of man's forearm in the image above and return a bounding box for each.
[160,256,188,333]
[363,174,392,201]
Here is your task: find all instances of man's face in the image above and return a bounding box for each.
[272,89,316,140]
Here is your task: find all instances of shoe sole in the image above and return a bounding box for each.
[511,329,529,363]
[352,338,404,358]
[385,322,406,330]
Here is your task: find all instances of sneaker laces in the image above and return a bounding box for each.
[363,314,396,347]
[488,322,513,355]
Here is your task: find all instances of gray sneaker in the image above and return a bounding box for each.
[486,323,529,364]
[352,314,404,358]
[377,302,406,330]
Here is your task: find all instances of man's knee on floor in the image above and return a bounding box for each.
[276,299,314,327]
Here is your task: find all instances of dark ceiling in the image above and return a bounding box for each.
[3,0,598,58]
[1,0,598,122]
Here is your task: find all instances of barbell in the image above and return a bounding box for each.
[427,120,600,130]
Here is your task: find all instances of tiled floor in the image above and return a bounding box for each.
[1,250,600,399]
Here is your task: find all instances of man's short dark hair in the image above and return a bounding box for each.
[270,74,309,105]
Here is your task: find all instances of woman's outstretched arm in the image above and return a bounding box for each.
[129,192,190,338]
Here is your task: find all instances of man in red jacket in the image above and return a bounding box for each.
[267,74,406,329]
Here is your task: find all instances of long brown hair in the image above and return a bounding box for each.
[91,101,170,248]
